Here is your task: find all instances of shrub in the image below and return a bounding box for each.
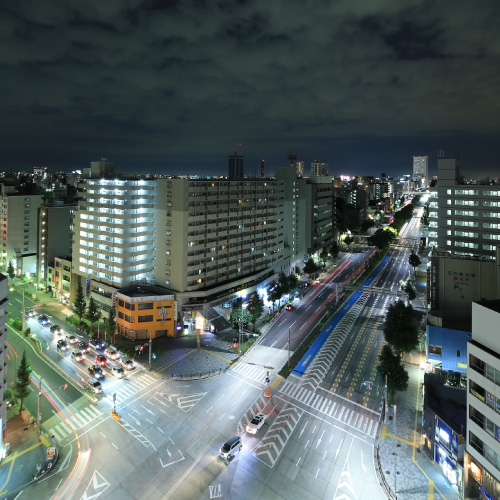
[24,327,31,337]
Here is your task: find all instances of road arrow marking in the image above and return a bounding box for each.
[81,470,110,500]
[159,450,185,468]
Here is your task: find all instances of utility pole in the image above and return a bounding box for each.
[148,331,152,371]
[238,319,242,355]
[37,377,43,436]
[21,287,26,331]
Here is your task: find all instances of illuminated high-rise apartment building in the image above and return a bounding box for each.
[413,155,428,187]
[311,160,329,177]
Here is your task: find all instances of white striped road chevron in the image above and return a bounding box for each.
[230,362,269,384]
[278,381,379,439]
[237,394,270,434]
[254,405,303,467]
[157,391,207,412]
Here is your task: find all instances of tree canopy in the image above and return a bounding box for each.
[86,296,101,332]
[408,253,421,274]
[367,228,396,251]
[73,280,86,322]
[229,297,252,330]
[330,242,340,260]
[383,300,419,354]
[378,345,409,398]
[246,292,264,331]
[303,257,321,277]
[14,350,32,412]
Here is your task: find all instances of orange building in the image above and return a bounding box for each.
[116,285,177,340]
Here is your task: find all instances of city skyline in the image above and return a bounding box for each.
[2,1,499,178]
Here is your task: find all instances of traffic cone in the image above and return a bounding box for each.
[111,410,121,421]
[265,384,271,398]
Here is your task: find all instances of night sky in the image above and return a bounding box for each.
[2,1,499,178]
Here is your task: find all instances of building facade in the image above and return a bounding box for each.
[72,178,157,313]
[0,274,7,450]
[38,204,75,287]
[428,155,500,259]
[465,300,500,500]
[311,161,329,177]
[413,156,429,187]
[116,285,177,339]
[0,186,43,276]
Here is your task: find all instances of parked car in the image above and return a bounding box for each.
[119,357,135,370]
[112,366,125,379]
[89,337,105,350]
[88,364,104,379]
[104,347,120,360]
[85,378,102,394]
[78,342,90,353]
[50,324,63,335]
[57,339,68,351]
[71,350,84,362]
[38,315,49,326]
[220,435,242,461]
[246,413,267,434]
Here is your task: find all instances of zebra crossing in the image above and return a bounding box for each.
[47,404,102,443]
[230,362,269,384]
[101,372,159,407]
[278,380,379,439]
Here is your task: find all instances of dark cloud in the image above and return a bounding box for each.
[1,0,499,177]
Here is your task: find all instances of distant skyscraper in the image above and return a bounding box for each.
[413,156,428,187]
[296,161,304,178]
[311,161,329,177]
[228,154,244,178]
[260,159,265,178]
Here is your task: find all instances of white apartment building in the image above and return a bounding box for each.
[155,178,286,314]
[72,178,156,312]
[0,185,44,275]
[0,274,8,453]
[465,300,500,500]
[428,156,500,259]
[311,161,329,177]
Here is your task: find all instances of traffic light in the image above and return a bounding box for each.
[63,384,68,390]
[232,342,237,349]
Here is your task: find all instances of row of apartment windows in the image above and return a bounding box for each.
[117,312,166,323]
[469,431,500,472]
[447,189,500,196]
[469,405,500,442]
[470,354,500,385]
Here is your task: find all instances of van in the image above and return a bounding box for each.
[220,435,242,461]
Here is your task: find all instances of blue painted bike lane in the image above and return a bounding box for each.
[292,256,390,377]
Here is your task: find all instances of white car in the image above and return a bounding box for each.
[112,366,126,379]
[66,333,78,344]
[246,413,267,434]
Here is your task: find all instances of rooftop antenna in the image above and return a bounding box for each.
[234,143,242,156]
[287,150,297,168]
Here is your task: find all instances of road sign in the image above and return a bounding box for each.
[265,377,270,384]
[113,393,117,402]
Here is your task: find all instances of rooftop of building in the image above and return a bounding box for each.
[117,284,172,298]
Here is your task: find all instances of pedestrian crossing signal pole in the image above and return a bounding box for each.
[111,393,121,421]
[264,384,271,398]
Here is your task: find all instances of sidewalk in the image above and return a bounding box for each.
[378,347,459,500]
[0,411,52,496]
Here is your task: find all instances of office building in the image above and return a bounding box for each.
[428,155,500,259]
[38,204,75,288]
[413,156,429,187]
[52,256,74,305]
[465,300,500,500]
[311,161,329,177]
[0,185,43,275]
[228,154,244,179]
[295,161,304,178]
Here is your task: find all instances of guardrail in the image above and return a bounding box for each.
[171,367,228,381]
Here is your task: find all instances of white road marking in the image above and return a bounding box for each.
[157,427,164,434]
[112,443,119,450]
[315,468,320,479]
[296,457,301,467]
[99,432,106,438]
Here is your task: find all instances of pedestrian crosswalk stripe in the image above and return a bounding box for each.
[51,427,64,442]
[328,402,337,416]
[320,399,328,413]
[367,420,373,436]
[338,407,345,420]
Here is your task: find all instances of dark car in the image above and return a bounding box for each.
[78,342,90,353]
[88,364,104,379]
[57,339,68,351]
[95,354,108,366]
[38,315,49,326]
[89,337,105,350]
[50,324,63,334]
[285,304,294,311]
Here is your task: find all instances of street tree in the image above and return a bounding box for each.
[229,297,252,330]
[246,293,264,331]
[401,280,417,302]
[360,219,375,233]
[7,261,15,282]
[73,280,86,322]
[383,300,419,354]
[303,257,321,278]
[267,280,285,311]
[378,345,409,399]
[106,308,116,338]
[320,248,329,268]
[408,252,421,275]
[86,297,101,332]
[330,242,339,260]
[344,235,354,247]
[14,350,32,412]
[367,228,395,251]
